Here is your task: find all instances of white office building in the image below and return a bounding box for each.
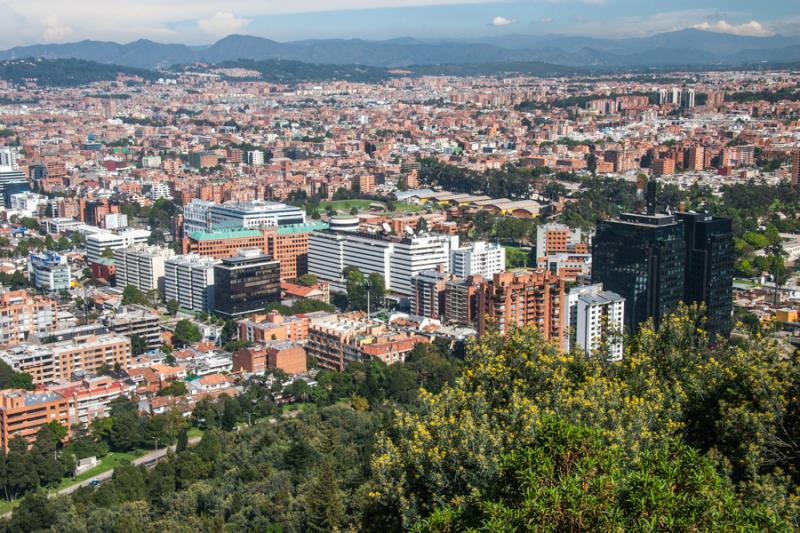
[149,182,172,201]
[114,244,175,293]
[9,192,46,217]
[246,150,265,166]
[85,229,150,263]
[308,230,457,296]
[28,252,72,292]
[183,199,305,233]
[103,213,128,230]
[450,241,505,279]
[565,284,625,361]
[209,200,305,230]
[43,217,81,235]
[164,254,219,313]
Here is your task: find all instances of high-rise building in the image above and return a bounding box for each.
[675,212,734,336]
[213,249,281,318]
[246,150,265,166]
[450,241,505,279]
[653,158,676,176]
[686,146,705,171]
[114,244,175,294]
[0,289,58,345]
[444,275,483,326]
[477,269,565,343]
[164,254,219,313]
[0,146,29,208]
[564,284,625,360]
[682,88,695,108]
[592,181,686,334]
[411,270,451,320]
[792,150,799,188]
[536,223,583,257]
[28,252,72,292]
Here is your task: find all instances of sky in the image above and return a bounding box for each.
[1,0,798,49]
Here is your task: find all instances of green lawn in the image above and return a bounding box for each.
[319,199,375,213]
[55,449,145,491]
[187,427,204,439]
[0,498,17,516]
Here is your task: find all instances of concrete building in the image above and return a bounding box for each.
[114,244,175,294]
[450,241,505,279]
[536,223,583,258]
[0,333,132,385]
[306,313,428,371]
[206,200,306,230]
[164,254,219,313]
[103,305,161,351]
[85,229,150,264]
[308,230,457,295]
[28,252,71,292]
[0,289,58,345]
[565,284,624,360]
[411,269,451,320]
[444,275,483,326]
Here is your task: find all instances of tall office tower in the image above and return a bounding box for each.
[564,284,625,360]
[682,88,696,108]
[671,87,682,106]
[0,146,29,208]
[686,146,705,171]
[450,241,505,279]
[164,254,219,313]
[792,150,799,188]
[213,249,281,319]
[657,88,668,105]
[477,269,565,342]
[592,184,685,333]
[675,212,734,336]
[246,150,265,166]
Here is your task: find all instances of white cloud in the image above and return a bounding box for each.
[197,12,250,37]
[491,16,515,27]
[692,20,774,37]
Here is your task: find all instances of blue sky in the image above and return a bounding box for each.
[1,0,798,48]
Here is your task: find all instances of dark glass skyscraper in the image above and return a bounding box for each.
[592,212,686,333]
[675,212,734,336]
[213,249,280,319]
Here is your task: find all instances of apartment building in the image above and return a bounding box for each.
[477,269,565,343]
[164,254,218,313]
[564,284,625,360]
[0,389,71,450]
[237,311,311,344]
[306,313,428,371]
[536,223,583,258]
[450,241,505,279]
[0,289,58,345]
[411,270,452,320]
[444,275,483,326]
[114,244,175,293]
[0,333,132,385]
[103,305,162,350]
[48,376,132,426]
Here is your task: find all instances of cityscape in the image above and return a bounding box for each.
[0,0,799,530]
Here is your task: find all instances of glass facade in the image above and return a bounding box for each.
[213,254,281,318]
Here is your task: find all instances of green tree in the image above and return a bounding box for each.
[130,334,147,356]
[166,299,180,316]
[173,319,202,347]
[305,460,345,532]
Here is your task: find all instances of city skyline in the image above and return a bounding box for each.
[1,0,799,49]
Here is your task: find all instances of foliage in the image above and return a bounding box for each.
[344,268,385,312]
[0,58,157,87]
[0,360,34,391]
[172,320,202,348]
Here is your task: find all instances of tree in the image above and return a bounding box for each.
[221,397,241,431]
[345,268,367,311]
[121,285,147,306]
[295,274,318,287]
[101,247,115,259]
[416,216,428,233]
[305,460,345,532]
[173,319,202,347]
[130,334,147,356]
[166,299,180,316]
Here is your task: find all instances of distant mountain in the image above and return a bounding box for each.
[0,58,157,86]
[1,30,800,70]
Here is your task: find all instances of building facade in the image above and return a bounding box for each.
[164,254,218,313]
[213,249,281,318]
[0,289,58,345]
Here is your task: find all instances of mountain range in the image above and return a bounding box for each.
[1,29,800,70]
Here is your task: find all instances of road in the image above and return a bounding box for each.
[58,436,202,496]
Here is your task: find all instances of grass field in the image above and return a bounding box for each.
[55,449,145,491]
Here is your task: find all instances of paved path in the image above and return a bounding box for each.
[1,435,203,517]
